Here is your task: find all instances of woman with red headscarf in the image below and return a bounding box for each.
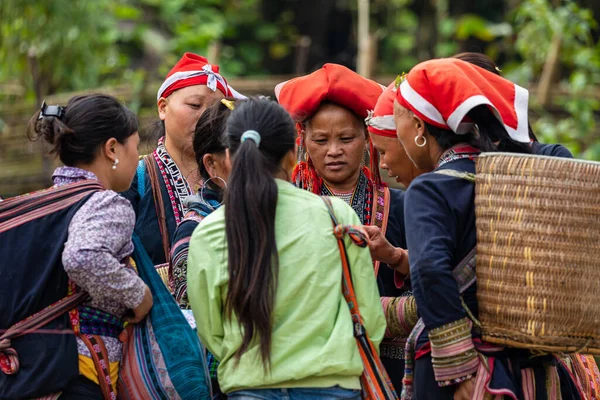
[394,58,581,400]
[276,64,414,392]
[122,53,245,279]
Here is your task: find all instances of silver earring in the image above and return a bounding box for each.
[112,158,119,170]
[200,176,227,210]
[414,135,427,148]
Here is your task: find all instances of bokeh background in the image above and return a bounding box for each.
[1,0,599,196]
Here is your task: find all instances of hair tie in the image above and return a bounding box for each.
[240,130,261,146]
[38,100,65,120]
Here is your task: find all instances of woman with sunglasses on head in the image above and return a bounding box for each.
[0,94,152,399]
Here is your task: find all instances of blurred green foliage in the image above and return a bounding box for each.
[0,0,599,160]
[506,0,600,160]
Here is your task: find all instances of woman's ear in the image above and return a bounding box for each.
[103,138,119,165]
[413,114,425,136]
[203,153,215,178]
[157,97,168,121]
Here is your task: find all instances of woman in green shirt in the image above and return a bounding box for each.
[187,98,386,399]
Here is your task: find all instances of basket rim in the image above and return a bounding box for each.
[477,152,600,167]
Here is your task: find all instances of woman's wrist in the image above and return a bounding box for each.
[388,248,408,273]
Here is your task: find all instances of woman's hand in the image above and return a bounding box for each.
[125,285,153,323]
[362,225,409,275]
[453,377,475,400]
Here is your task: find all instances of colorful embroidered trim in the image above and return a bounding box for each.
[435,144,481,169]
[321,169,373,225]
[429,317,479,386]
[382,296,418,339]
[152,137,193,225]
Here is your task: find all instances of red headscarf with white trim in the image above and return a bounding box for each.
[366,81,397,138]
[396,58,530,143]
[275,64,385,192]
[157,52,246,101]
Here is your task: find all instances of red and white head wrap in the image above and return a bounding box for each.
[366,81,397,138]
[156,52,246,101]
[274,63,384,122]
[275,64,386,192]
[396,58,530,143]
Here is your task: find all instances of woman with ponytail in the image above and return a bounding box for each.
[187,98,385,399]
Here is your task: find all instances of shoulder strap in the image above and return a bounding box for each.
[434,169,476,182]
[321,196,398,400]
[0,291,90,375]
[320,197,368,328]
[0,181,103,232]
[144,156,171,262]
[137,158,146,197]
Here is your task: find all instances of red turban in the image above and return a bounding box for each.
[275,63,384,121]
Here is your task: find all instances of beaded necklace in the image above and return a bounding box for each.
[321,170,373,225]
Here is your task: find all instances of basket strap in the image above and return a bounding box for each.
[434,169,476,182]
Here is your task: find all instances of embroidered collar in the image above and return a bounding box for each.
[52,166,99,187]
[321,170,373,225]
[153,137,193,224]
[436,144,481,169]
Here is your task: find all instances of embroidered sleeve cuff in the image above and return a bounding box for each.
[381,296,419,338]
[429,317,479,386]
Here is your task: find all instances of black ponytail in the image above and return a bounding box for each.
[223,98,296,370]
[427,105,531,154]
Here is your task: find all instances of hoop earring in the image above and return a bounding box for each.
[200,176,227,209]
[112,158,119,170]
[414,135,427,148]
[304,151,310,162]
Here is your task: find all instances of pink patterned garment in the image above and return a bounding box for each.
[54,166,146,362]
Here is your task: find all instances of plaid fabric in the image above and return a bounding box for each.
[206,351,219,380]
[78,306,124,338]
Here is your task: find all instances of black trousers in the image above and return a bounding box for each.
[58,375,103,400]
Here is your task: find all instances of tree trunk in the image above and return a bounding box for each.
[357,0,371,77]
[537,33,562,108]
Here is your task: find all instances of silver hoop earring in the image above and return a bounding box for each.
[414,136,427,148]
[112,158,119,170]
[200,176,227,209]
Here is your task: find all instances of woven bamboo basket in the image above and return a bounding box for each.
[475,153,600,355]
